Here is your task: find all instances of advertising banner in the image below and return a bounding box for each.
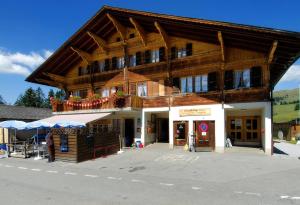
[0,144,8,159]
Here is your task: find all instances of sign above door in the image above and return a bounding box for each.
[179,109,211,117]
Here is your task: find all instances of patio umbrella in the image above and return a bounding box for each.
[25,121,53,160]
[0,120,27,154]
[52,120,85,128]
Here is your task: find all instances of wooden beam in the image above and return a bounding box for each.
[154,21,169,48]
[43,72,65,83]
[129,17,147,46]
[218,31,225,62]
[87,31,108,53]
[268,40,278,64]
[106,13,126,42]
[70,47,92,64]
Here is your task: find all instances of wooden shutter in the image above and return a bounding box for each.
[92,61,99,73]
[136,52,142,65]
[144,50,151,64]
[159,47,165,62]
[104,59,110,71]
[78,67,82,76]
[158,80,165,96]
[208,72,218,91]
[111,57,117,69]
[172,77,180,93]
[186,43,193,56]
[224,70,234,90]
[171,47,177,60]
[250,66,262,87]
[130,83,136,95]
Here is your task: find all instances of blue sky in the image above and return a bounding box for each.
[0,0,299,104]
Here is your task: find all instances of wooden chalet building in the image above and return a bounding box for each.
[27,6,300,161]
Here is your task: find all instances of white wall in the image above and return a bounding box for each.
[169,104,225,152]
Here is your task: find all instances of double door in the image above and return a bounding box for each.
[227,116,261,145]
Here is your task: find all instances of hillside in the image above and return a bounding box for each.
[273,88,300,123]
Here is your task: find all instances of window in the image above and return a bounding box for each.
[129,33,135,39]
[117,57,125,69]
[137,82,147,97]
[73,89,87,99]
[180,78,187,93]
[102,88,110,97]
[187,77,193,93]
[116,37,121,42]
[177,48,187,58]
[99,61,105,72]
[234,69,250,89]
[151,50,160,63]
[180,75,208,93]
[129,55,136,67]
[111,87,116,94]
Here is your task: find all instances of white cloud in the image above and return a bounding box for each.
[0,49,53,76]
[280,64,300,83]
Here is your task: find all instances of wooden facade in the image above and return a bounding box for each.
[26,6,300,158]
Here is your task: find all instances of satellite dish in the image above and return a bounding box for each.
[278,130,283,140]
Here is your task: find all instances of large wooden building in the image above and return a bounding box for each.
[27,6,300,161]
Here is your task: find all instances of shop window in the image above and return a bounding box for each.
[176,123,186,139]
[129,55,136,67]
[234,69,250,89]
[137,82,147,97]
[102,88,110,97]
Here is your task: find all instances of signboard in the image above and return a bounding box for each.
[198,122,209,132]
[179,109,211,117]
[0,144,8,159]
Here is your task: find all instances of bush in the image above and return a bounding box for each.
[295,103,300,111]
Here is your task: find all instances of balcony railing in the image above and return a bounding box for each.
[51,95,143,112]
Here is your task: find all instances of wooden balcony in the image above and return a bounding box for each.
[51,95,143,112]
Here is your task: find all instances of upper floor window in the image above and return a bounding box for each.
[234,69,250,89]
[117,57,125,69]
[195,75,208,93]
[180,75,208,93]
[177,48,187,58]
[137,82,147,97]
[224,67,262,90]
[102,88,110,97]
[73,89,87,99]
[129,55,136,67]
[129,33,135,39]
[151,50,160,63]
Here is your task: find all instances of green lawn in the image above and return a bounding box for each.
[273,103,300,123]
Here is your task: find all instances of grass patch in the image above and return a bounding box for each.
[273,103,300,123]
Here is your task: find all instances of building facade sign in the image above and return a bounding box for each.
[179,109,211,117]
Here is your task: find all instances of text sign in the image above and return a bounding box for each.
[179,109,211,117]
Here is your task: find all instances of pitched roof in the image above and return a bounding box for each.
[26,5,300,88]
[0,105,52,121]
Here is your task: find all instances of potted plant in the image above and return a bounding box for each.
[113,90,126,108]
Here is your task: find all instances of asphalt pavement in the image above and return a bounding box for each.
[0,143,299,205]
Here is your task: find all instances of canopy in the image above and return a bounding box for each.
[25,121,53,129]
[39,113,111,128]
[0,120,27,130]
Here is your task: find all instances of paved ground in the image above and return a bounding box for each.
[0,143,300,205]
[274,141,300,158]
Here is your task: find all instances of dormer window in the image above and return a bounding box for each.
[129,33,135,39]
[116,37,121,42]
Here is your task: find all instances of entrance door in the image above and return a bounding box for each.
[157,118,169,143]
[173,121,188,146]
[194,121,215,151]
[124,119,134,147]
[227,116,261,146]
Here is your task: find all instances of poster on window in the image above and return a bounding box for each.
[60,134,69,152]
[0,144,8,159]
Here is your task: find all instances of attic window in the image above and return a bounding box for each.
[116,37,121,42]
[129,33,135,39]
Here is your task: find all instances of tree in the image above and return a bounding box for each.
[0,95,6,104]
[14,87,49,108]
[55,89,66,100]
[43,89,55,108]
[295,103,300,111]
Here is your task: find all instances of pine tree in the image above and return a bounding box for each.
[0,95,6,104]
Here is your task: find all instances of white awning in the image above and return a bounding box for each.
[38,113,111,125]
